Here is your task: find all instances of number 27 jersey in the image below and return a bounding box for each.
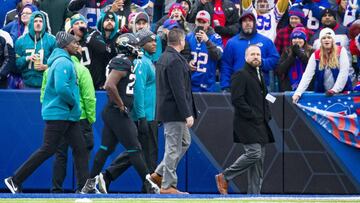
[106,55,136,109]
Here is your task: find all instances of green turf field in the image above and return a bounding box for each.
[1,198,360,203]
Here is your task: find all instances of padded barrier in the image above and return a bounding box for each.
[0,90,359,193]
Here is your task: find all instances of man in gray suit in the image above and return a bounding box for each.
[215,45,274,195]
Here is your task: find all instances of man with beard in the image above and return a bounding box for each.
[97,11,120,64]
[220,12,279,92]
[14,11,56,88]
[215,45,274,195]
[68,13,108,90]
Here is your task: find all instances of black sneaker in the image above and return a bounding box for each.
[80,177,100,194]
[145,174,160,194]
[97,173,108,194]
[4,177,20,194]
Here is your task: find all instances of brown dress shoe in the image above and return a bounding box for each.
[215,173,228,195]
[150,173,162,188]
[160,187,189,194]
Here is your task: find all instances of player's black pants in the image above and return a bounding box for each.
[105,121,158,181]
[90,106,149,181]
[51,119,94,193]
[12,121,89,189]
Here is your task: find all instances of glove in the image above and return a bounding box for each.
[137,118,149,135]
[214,26,226,35]
[325,89,335,97]
[292,44,302,55]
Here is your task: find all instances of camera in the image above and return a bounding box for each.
[195,26,204,42]
[195,26,204,34]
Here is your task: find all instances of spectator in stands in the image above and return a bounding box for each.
[158,19,179,51]
[309,8,354,80]
[0,0,18,29]
[97,11,121,65]
[155,3,193,34]
[103,0,146,32]
[177,0,192,17]
[291,0,330,32]
[67,13,108,90]
[276,26,314,91]
[14,11,56,88]
[184,10,223,92]
[274,7,311,55]
[189,0,239,46]
[349,20,360,81]
[220,12,279,91]
[97,29,159,194]
[133,12,162,62]
[4,31,89,194]
[4,0,51,33]
[330,0,358,27]
[309,9,349,49]
[40,44,96,193]
[242,0,288,42]
[38,0,72,34]
[3,4,38,42]
[0,30,15,88]
[123,12,137,33]
[292,28,353,103]
[68,0,114,28]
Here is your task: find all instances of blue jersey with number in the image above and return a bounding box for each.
[186,31,223,92]
[292,0,330,32]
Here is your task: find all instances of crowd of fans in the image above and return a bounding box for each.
[0,0,359,93]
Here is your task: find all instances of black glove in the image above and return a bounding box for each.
[137,118,149,135]
[214,26,226,35]
[292,44,301,56]
[325,89,335,97]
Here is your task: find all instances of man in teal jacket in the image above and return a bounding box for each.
[4,31,89,194]
[41,53,96,193]
[15,11,56,88]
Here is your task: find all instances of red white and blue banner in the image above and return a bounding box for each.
[296,93,360,148]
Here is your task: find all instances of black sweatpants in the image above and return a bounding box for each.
[12,120,89,189]
[105,120,158,180]
[51,119,94,193]
[89,106,148,182]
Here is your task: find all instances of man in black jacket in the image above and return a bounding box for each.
[149,28,197,194]
[215,45,274,195]
[68,13,108,90]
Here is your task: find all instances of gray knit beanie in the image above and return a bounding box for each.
[136,29,156,47]
[56,31,76,48]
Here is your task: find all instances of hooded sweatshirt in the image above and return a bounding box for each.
[41,55,96,123]
[42,48,81,121]
[15,11,56,88]
[220,12,279,89]
[97,11,120,63]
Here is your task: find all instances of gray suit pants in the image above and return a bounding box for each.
[223,143,265,194]
[155,122,191,189]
